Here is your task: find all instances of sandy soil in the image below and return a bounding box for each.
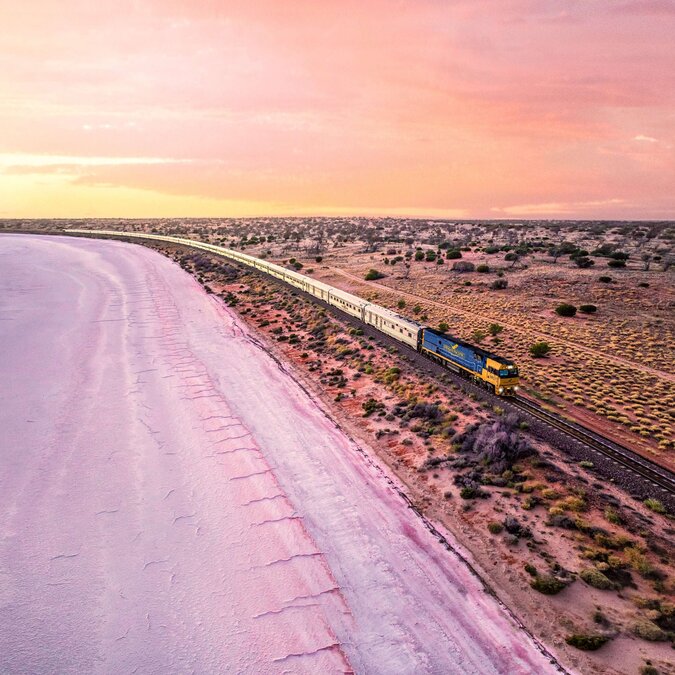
[171,249,673,675]
[0,234,559,674]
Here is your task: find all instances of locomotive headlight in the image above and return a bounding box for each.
[514,386,519,391]
[498,387,504,393]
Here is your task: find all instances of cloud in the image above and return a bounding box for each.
[0,153,188,168]
[0,0,673,217]
[616,0,675,15]
[493,199,626,216]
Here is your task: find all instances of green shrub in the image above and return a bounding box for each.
[574,256,595,268]
[362,398,384,417]
[529,341,551,358]
[632,620,669,642]
[604,507,623,525]
[476,263,490,273]
[555,303,577,317]
[598,275,613,283]
[579,304,597,314]
[438,322,449,333]
[580,568,613,590]
[625,547,656,577]
[565,634,609,651]
[608,259,626,268]
[446,249,462,259]
[524,563,538,577]
[365,269,385,281]
[487,521,503,534]
[530,575,566,595]
[644,498,666,514]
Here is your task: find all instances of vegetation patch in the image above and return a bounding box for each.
[565,634,610,651]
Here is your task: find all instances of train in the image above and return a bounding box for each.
[67,229,520,396]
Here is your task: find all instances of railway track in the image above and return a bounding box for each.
[290,280,675,500]
[511,396,675,496]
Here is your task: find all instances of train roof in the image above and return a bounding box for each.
[366,302,423,330]
[329,286,369,307]
[424,327,516,365]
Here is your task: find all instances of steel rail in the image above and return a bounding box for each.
[511,396,675,495]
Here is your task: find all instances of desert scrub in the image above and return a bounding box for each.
[565,634,610,651]
[643,498,666,514]
[530,575,567,595]
[529,341,551,358]
[632,621,669,642]
[487,521,503,534]
[579,304,597,314]
[460,486,488,500]
[362,398,385,417]
[522,496,540,510]
[555,303,577,317]
[541,488,560,500]
[580,568,613,590]
[560,495,586,512]
[524,563,538,577]
[624,547,662,579]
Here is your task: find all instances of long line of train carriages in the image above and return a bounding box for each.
[68,229,520,395]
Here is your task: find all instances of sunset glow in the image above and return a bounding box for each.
[1,0,674,219]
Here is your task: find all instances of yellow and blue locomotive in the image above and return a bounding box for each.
[419,328,519,396]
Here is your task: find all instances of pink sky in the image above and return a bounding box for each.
[1,0,674,219]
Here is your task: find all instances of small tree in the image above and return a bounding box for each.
[472,329,486,343]
[608,259,626,268]
[555,303,577,317]
[579,304,597,314]
[365,269,385,280]
[530,341,551,358]
[574,256,594,269]
[397,299,406,309]
[438,322,450,333]
[488,323,504,337]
